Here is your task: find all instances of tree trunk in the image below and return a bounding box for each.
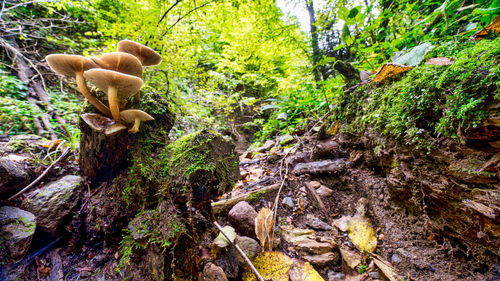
[305,0,322,82]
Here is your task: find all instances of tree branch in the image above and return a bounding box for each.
[161,0,214,36]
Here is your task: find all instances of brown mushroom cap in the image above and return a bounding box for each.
[81,113,114,132]
[105,123,128,136]
[46,54,98,76]
[120,109,154,123]
[117,40,162,66]
[84,69,143,100]
[91,52,143,78]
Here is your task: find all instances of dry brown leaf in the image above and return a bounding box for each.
[425,57,455,66]
[473,15,500,41]
[339,247,361,269]
[255,207,274,250]
[372,254,404,281]
[372,63,413,82]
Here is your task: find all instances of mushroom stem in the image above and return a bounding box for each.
[75,73,111,116]
[129,118,141,134]
[108,86,120,122]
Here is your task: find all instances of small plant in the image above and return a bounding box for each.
[356,264,368,274]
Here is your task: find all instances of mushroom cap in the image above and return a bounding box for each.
[120,109,154,123]
[91,52,143,78]
[81,113,114,132]
[117,40,162,66]
[84,69,143,100]
[105,123,128,136]
[46,54,98,77]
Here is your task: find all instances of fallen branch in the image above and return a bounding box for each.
[211,183,280,215]
[213,221,264,281]
[8,147,71,201]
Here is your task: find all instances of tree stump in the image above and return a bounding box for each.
[79,90,175,184]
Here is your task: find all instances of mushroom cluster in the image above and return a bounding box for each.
[46,40,161,136]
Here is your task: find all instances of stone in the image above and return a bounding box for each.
[316,186,334,197]
[293,238,334,255]
[309,181,322,189]
[282,196,295,209]
[302,252,339,267]
[305,215,332,231]
[0,206,36,261]
[24,175,82,233]
[368,271,380,279]
[391,253,402,263]
[328,271,346,281]
[228,201,257,237]
[203,263,228,281]
[294,159,347,175]
[256,140,275,153]
[278,134,295,146]
[0,157,29,196]
[235,236,262,265]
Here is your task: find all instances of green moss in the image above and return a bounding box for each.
[333,38,499,148]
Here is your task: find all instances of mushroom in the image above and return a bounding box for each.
[117,40,162,66]
[91,52,143,78]
[81,113,114,132]
[46,54,111,116]
[84,69,143,122]
[120,109,154,134]
[105,123,128,136]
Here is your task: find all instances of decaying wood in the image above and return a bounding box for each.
[294,159,347,175]
[211,183,280,214]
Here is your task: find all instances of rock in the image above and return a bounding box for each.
[24,175,82,233]
[228,201,257,237]
[203,263,228,281]
[328,271,346,281]
[293,238,334,254]
[309,181,322,189]
[312,139,340,160]
[0,157,29,196]
[278,134,295,146]
[391,253,402,263]
[333,216,351,232]
[316,186,334,197]
[368,271,380,279]
[256,140,275,153]
[282,196,295,209]
[0,206,36,261]
[235,236,262,265]
[302,252,339,267]
[306,215,332,231]
[294,159,347,175]
[396,248,410,259]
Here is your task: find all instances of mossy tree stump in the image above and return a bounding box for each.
[79,90,175,184]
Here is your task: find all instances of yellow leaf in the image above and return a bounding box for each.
[255,207,274,250]
[372,63,412,82]
[242,251,293,281]
[326,120,339,136]
[347,218,377,253]
[289,259,325,281]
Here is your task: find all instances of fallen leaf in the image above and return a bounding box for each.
[242,251,294,281]
[473,15,500,41]
[327,120,340,136]
[214,225,237,248]
[392,42,434,66]
[255,207,274,250]
[42,139,62,148]
[372,63,413,82]
[359,70,374,81]
[339,247,361,269]
[425,57,454,66]
[347,218,377,253]
[289,259,325,281]
[280,225,314,243]
[372,254,404,281]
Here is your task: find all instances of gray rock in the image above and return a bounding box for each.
[0,206,36,261]
[256,140,275,153]
[391,253,402,263]
[0,157,29,196]
[294,159,347,175]
[302,252,339,266]
[282,196,295,209]
[396,248,410,259]
[278,135,295,146]
[203,262,228,281]
[368,271,380,279]
[328,271,345,281]
[24,175,82,233]
[305,215,332,231]
[228,201,257,236]
[293,238,334,254]
[235,236,262,265]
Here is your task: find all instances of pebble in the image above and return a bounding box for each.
[368,271,380,279]
[391,253,402,263]
[328,271,345,281]
[282,197,295,209]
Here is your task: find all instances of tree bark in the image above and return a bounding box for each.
[305,0,322,82]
